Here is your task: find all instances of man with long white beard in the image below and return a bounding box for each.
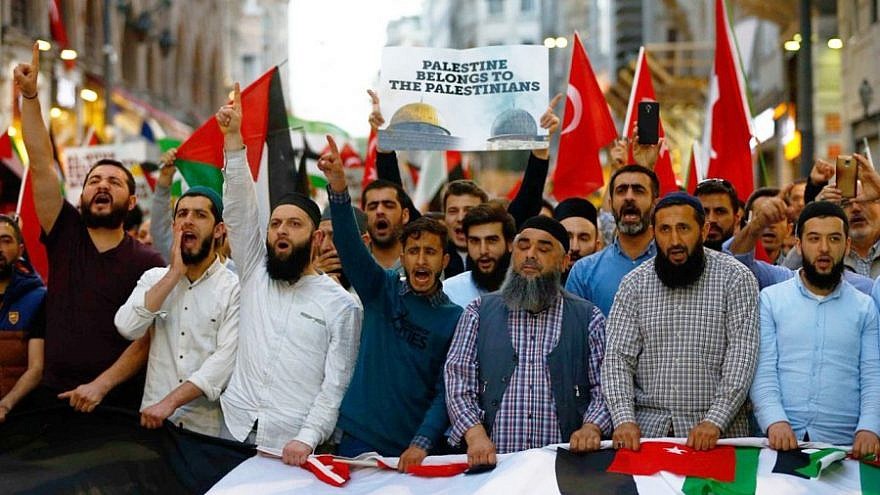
[445,216,611,466]
[216,84,362,467]
[604,192,759,452]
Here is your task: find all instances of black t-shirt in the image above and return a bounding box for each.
[40,202,164,406]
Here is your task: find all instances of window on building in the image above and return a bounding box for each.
[521,0,534,13]
[242,55,257,84]
[873,0,878,23]
[10,0,29,29]
[487,0,504,16]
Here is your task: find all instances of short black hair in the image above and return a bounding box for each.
[796,201,849,239]
[540,198,555,216]
[745,187,780,215]
[0,214,23,244]
[462,203,516,241]
[609,165,660,199]
[401,216,448,248]
[84,159,137,195]
[362,179,409,211]
[651,194,706,226]
[695,178,740,213]
[442,180,488,210]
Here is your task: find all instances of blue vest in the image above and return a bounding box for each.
[476,291,596,441]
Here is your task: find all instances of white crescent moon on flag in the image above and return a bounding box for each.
[561,85,582,136]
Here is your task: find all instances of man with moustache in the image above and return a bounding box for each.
[0,216,46,422]
[445,216,611,465]
[566,165,659,316]
[553,198,600,282]
[115,188,239,436]
[16,45,165,412]
[752,202,880,457]
[694,178,742,251]
[443,203,515,308]
[443,180,489,279]
[318,136,462,472]
[217,85,362,467]
[362,179,411,272]
[604,193,759,451]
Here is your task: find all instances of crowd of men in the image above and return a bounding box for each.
[1,42,879,479]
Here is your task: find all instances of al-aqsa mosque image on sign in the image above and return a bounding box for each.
[486,107,547,150]
[378,101,462,151]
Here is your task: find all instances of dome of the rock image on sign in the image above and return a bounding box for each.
[388,102,451,136]
[487,108,541,141]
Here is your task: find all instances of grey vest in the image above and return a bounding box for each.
[476,291,596,441]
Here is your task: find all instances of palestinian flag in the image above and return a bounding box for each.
[175,66,298,222]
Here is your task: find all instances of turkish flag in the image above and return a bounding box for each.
[552,32,617,201]
[362,127,378,190]
[17,168,49,282]
[608,441,736,482]
[704,0,754,201]
[623,47,679,195]
[686,142,702,194]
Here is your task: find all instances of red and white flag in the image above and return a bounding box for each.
[702,0,755,201]
[686,141,703,194]
[552,32,618,201]
[622,47,679,196]
[362,127,378,190]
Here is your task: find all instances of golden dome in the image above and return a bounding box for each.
[389,102,442,127]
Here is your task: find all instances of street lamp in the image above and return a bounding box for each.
[859,79,874,119]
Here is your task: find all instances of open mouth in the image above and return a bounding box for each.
[181,231,198,246]
[850,214,866,226]
[374,218,390,233]
[92,193,112,206]
[620,206,641,222]
[477,257,494,271]
[411,268,432,284]
[275,240,291,250]
[814,256,833,270]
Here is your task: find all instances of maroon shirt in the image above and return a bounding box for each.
[40,202,164,407]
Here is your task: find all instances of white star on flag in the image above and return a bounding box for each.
[664,446,687,455]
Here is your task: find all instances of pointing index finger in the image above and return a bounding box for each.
[367,89,380,109]
[326,134,340,157]
[233,82,241,109]
[31,41,39,71]
[549,92,563,109]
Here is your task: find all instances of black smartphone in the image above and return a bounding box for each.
[637,101,660,145]
[464,463,497,475]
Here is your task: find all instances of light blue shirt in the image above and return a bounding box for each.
[722,238,873,295]
[442,271,486,308]
[751,273,880,444]
[565,238,656,316]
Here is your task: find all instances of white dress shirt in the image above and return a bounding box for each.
[220,148,362,450]
[115,256,240,436]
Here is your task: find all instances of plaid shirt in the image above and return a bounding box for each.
[445,293,612,454]
[603,248,759,438]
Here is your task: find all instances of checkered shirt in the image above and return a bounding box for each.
[602,248,760,438]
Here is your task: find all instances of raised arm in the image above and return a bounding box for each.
[149,148,178,261]
[218,83,265,279]
[318,135,388,301]
[15,43,62,232]
[508,94,561,227]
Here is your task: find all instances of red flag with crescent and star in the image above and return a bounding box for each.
[552,32,618,201]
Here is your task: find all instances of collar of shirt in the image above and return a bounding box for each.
[793,268,846,302]
[611,237,656,261]
[398,279,451,307]
[847,237,880,263]
[184,255,224,288]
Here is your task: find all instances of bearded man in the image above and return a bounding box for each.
[445,216,611,466]
[116,187,239,436]
[16,44,165,413]
[217,84,362,467]
[566,165,659,316]
[443,203,515,308]
[752,201,880,457]
[603,192,760,452]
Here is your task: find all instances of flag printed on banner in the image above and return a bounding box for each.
[552,32,618,200]
[622,47,679,196]
[703,0,755,201]
[175,67,298,223]
[607,442,736,482]
[772,448,848,479]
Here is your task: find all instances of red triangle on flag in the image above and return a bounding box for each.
[687,143,701,194]
[623,47,679,196]
[705,0,755,202]
[553,32,618,200]
[176,68,275,181]
[607,442,736,482]
[17,168,48,282]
